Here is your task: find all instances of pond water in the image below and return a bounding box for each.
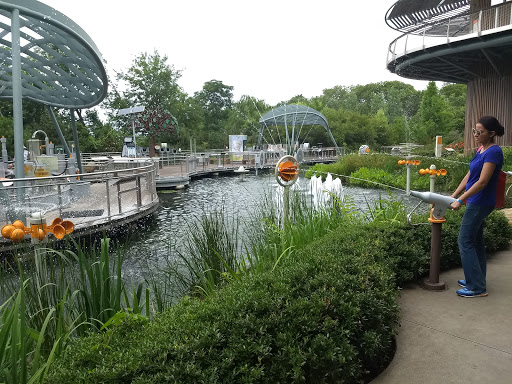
[120,170,422,282]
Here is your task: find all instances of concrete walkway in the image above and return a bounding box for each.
[371,248,512,384]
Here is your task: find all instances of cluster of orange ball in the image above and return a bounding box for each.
[1,220,30,242]
[418,168,447,176]
[1,218,74,243]
[397,159,421,166]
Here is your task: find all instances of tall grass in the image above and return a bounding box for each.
[163,185,365,298]
[0,237,154,383]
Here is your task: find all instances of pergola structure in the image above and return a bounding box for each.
[257,104,338,154]
[386,0,512,151]
[0,0,108,177]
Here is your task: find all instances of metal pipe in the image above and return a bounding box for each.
[421,222,446,290]
[11,8,24,181]
[70,109,83,174]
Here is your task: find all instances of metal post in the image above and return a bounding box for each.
[430,164,436,193]
[70,109,83,174]
[136,175,142,210]
[105,179,111,222]
[131,117,137,147]
[1,136,8,164]
[11,9,24,181]
[406,162,411,195]
[57,184,63,217]
[447,17,451,42]
[421,222,446,290]
[478,10,482,35]
[47,106,71,156]
[283,186,290,228]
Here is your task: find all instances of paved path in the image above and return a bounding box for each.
[371,248,512,384]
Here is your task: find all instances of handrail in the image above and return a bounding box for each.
[3,162,155,185]
[0,162,159,241]
[387,2,512,65]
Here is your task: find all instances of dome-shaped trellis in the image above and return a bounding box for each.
[257,104,338,154]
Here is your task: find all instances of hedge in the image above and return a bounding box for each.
[46,209,511,383]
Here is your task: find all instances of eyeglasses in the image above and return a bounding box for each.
[472,128,484,136]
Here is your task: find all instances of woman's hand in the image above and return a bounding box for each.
[451,200,462,210]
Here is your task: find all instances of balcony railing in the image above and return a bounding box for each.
[387,2,512,65]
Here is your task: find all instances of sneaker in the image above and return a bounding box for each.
[458,279,466,288]
[456,288,488,297]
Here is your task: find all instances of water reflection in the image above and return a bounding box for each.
[121,171,421,281]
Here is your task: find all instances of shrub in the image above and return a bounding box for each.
[306,153,472,193]
[47,225,399,384]
[44,204,511,384]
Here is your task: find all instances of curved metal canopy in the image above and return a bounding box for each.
[257,104,338,151]
[386,0,471,35]
[0,0,107,108]
[387,1,512,84]
[259,104,329,130]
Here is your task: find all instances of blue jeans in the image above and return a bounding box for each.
[458,203,494,291]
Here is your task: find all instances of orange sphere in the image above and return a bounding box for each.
[35,228,45,241]
[12,220,25,229]
[1,225,15,239]
[439,169,447,176]
[10,228,25,243]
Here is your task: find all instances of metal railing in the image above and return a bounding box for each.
[387,2,512,65]
[156,148,341,174]
[0,162,159,240]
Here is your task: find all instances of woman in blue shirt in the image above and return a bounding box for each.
[450,116,504,297]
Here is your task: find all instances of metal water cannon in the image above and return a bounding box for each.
[409,190,457,291]
[410,191,456,221]
[1,214,74,244]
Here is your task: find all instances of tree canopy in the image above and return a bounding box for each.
[0,50,468,156]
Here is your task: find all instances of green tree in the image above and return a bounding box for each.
[194,80,234,149]
[440,83,466,137]
[226,95,270,147]
[115,50,185,152]
[412,82,450,144]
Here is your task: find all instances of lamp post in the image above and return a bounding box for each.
[118,106,145,148]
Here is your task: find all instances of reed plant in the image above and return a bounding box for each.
[0,279,69,384]
[0,236,154,383]
[165,210,242,298]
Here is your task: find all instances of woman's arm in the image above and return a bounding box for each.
[451,171,470,199]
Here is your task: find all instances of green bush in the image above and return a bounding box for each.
[44,204,511,383]
[47,225,399,384]
[306,154,401,180]
[501,147,512,171]
[348,167,430,191]
[307,153,472,193]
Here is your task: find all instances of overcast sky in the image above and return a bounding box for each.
[40,0,429,105]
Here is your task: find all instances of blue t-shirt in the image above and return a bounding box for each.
[466,145,503,206]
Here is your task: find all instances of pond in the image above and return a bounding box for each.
[120,170,423,282]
